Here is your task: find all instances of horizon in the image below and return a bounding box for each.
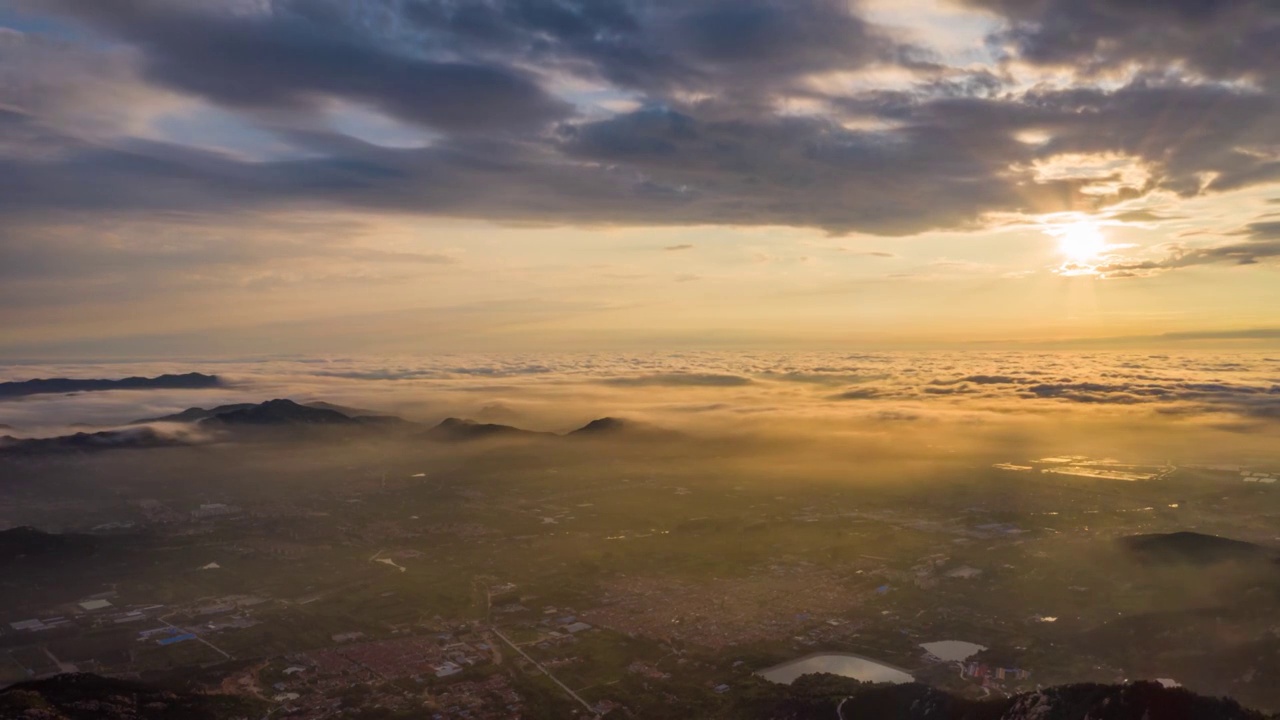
[5,2,1280,719]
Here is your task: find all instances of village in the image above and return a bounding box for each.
[5,444,1280,716]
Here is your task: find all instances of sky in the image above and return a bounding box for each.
[2,0,1279,358]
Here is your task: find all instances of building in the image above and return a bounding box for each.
[191,503,242,519]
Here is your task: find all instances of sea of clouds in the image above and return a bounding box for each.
[2,353,1278,442]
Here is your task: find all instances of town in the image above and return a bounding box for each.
[5,427,1280,719]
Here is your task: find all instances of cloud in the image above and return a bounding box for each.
[601,372,752,387]
[935,375,1028,385]
[0,0,1272,241]
[0,0,1279,350]
[2,353,1280,439]
[0,28,178,147]
[32,0,569,134]
[766,372,888,386]
[403,0,899,107]
[962,0,1279,82]
[1108,210,1185,223]
[831,387,883,400]
[3,74,1273,240]
[1095,219,1280,277]
[1158,329,1280,341]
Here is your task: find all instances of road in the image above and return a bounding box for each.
[490,626,595,715]
[158,615,232,660]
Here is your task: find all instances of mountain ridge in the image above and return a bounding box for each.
[0,373,222,399]
[0,427,193,456]
[1120,531,1274,565]
[748,676,1273,720]
[1,673,1273,720]
[3,399,665,456]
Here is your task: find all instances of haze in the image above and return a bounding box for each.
[3,2,1280,720]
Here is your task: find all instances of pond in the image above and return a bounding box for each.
[920,640,986,662]
[757,652,915,685]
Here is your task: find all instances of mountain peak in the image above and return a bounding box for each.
[427,417,543,441]
[573,417,628,434]
[199,399,358,426]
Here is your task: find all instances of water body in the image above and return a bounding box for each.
[758,653,914,685]
[920,640,986,662]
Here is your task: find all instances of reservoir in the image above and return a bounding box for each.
[758,652,915,685]
[920,640,986,662]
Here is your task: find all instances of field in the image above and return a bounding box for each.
[4,431,1280,716]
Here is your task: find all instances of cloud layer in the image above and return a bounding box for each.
[2,0,1278,237]
[3,352,1278,437]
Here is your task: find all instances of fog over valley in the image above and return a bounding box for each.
[4,352,1280,717]
[5,0,1280,716]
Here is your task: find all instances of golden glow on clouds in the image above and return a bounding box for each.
[1029,152,1153,197]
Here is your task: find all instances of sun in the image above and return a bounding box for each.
[1053,222,1108,263]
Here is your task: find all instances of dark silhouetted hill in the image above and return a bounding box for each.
[134,400,401,426]
[302,400,385,417]
[1120,531,1272,565]
[567,416,681,440]
[0,527,96,563]
[0,373,222,398]
[0,673,260,720]
[199,399,360,426]
[423,416,677,441]
[0,427,192,456]
[426,417,548,442]
[130,403,257,424]
[4,673,1271,720]
[569,416,629,435]
[747,676,1273,720]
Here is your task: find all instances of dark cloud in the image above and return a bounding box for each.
[3,75,1270,237]
[0,0,1277,245]
[964,0,1280,83]
[554,106,1081,234]
[1013,380,1280,420]
[401,0,894,109]
[664,244,693,251]
[33,0,568,134]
